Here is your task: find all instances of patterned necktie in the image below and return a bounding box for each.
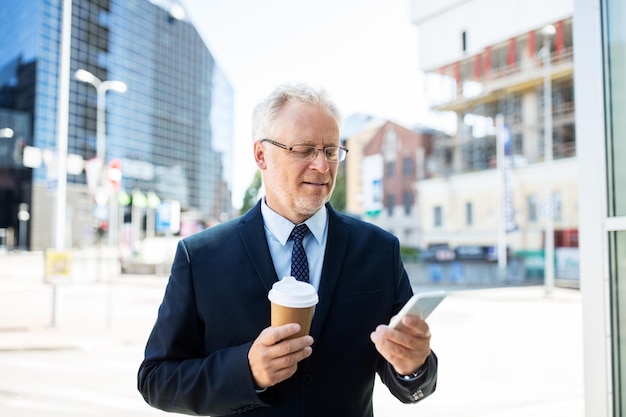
[290,224,310,283]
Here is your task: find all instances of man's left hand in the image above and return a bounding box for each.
[369,314,431,376]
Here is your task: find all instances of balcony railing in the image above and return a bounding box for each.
[430,47,574,109]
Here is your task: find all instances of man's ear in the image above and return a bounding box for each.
[254,141,267,170]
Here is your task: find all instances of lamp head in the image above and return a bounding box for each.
[542,24,556,37]
[0,128,14,139]
[169,4,186,21]
[109,81,128,93]
[75,68,99,85]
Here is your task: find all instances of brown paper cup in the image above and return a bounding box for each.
[268,276,318,340]
[271,302,315,339]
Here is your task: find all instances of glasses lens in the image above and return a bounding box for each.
[289,144,347,162]
[325,147,345,162]
[290,145,318,160]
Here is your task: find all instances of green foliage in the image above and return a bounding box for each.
[400,246,420,262]
[241,166,347,215]
[329,164,346,212]
[240,170,263,215]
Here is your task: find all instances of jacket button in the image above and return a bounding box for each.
[303,374,313,384]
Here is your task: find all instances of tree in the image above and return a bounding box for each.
[240,170,263,215]
[240,166,346,215]
[329,163,346,212]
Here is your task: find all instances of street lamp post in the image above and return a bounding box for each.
[17,203,30,250]
[541,24,556,296]
[1,128,15,251]
[75,69,127,246]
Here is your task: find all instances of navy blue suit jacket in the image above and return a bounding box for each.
[138,202,437,416]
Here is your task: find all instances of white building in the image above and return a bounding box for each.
[409,1,626,413]
[410,0,576,267]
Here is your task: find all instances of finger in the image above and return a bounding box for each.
[391,319,431,343]
[250,334,313,374]
[262,345,313,386]
[272,342,313,371]
[371,325,430,360]
[285,334,315,352]
[371,330,406,366]
[375,324,427,349]
[405,319,431,339]
[370,329,430,375]
[371,326,411,351]
[398,315,430,334]
[258,324,301,346]
[249,336,313,388]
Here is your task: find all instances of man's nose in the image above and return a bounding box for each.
[309,149,330,172]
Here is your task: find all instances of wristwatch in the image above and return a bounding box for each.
[401,362,428,381]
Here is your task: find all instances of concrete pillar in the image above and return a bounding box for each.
[522,91,540,163]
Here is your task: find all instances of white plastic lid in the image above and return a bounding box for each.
[268,276,319,308]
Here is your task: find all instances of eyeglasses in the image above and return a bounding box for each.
[260,138,349,162]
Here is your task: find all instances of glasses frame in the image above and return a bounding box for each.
[260,138,348,162]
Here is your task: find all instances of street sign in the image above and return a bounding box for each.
[156,200,181,234]
[85,157,104,196]
[45,249,72,282]
[22,146,42,168]
[108,158,122,190]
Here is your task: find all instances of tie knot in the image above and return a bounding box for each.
[290,224,309,243]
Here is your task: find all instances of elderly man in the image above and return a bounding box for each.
[138,82,437,416]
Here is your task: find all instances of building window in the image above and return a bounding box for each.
[512,133,523,158]
[553,191,563,223]
[434,206,443,228]
[386,194,394,216]
[403,156,414,177]
[528,195,538,223]
[466,202,473,226]
[386,161,395,177]
[404,191,412,215]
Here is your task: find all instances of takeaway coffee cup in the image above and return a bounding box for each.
[268,276,319,339]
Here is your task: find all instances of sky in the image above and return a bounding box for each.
[180,0,442,209]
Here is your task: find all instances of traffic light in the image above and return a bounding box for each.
[96,220,108,240]
[13,138,25,165]
[108,158,122,191]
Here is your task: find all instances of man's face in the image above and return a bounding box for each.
[254,101,340,224]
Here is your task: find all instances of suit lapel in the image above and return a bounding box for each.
[238,201,351,340]
[310,204,350,341]
[237,201,279,293]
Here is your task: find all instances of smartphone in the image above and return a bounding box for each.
[389,291,447,328]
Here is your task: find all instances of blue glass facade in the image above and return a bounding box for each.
[0,0,234,249]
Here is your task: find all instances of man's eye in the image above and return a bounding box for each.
[293,147,315,157]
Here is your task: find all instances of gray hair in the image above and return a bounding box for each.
[252,82,342,141]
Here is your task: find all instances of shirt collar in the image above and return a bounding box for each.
[261,198,327,245]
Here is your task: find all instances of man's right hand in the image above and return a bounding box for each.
[248,324,314,389]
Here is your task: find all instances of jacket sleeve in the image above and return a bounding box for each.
[378,351,438,403]
[376,238,438,403]
[137,240,267,416]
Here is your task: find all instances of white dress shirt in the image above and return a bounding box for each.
[260,198,328,291]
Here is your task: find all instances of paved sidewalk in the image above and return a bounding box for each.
[378,285,584,417]
[0,250,584,416]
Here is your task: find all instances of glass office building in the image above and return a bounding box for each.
[0,0,234,250]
